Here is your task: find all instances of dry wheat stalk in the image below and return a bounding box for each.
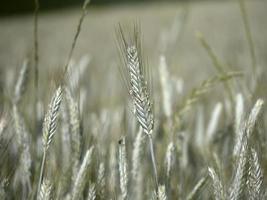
[186,175,208,200]
[178,71,242,116]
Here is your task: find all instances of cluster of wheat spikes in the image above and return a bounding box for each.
[0,0,267,199]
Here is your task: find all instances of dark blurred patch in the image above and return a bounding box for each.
[0,0,188,16]
[0,0,136,16]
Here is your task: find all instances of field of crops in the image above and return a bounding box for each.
[0,0,267,199]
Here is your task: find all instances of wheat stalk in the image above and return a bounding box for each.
[131,127,144,180]
[64,0,91,75]
[239,0,257,74]
[178,71,242,116]
[186,175,208,200]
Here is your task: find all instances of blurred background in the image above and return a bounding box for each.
[0,0,266,106]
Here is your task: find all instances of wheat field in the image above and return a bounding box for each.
[0,0,267,199]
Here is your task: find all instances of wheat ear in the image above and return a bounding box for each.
[117,25,158,191]
[37,86,62,197]
[228,99,264,200]
[208,167,225,200]
[247,148,263,200]
[37,179,52,200]
[118,138,128,200]
[87,183,96,200]
[14,60,29,105]
[158,185,167,200]
[97,162,105,199]
[71,146,94,200]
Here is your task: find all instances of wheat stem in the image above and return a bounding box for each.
[148,134,159,192]
[239,0,257,74]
